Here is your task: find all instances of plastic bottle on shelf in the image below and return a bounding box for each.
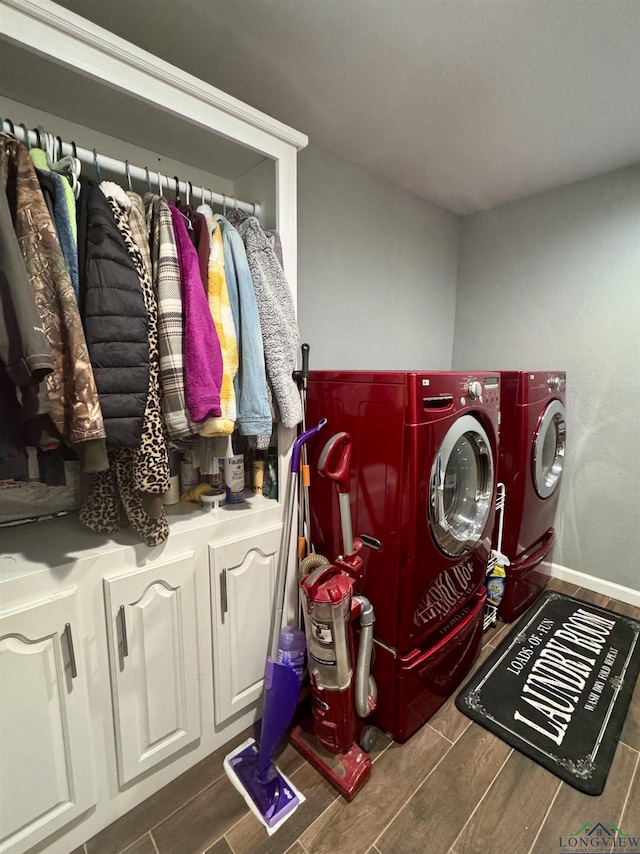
[203,457,224,491]
[277,626,306,686]
[163,451,181,505]
[179,456,199,494]
[264,448,278,499]
[224,433,245,504]
[251,449,267,495]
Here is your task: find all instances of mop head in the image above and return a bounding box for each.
[224,738,305,835]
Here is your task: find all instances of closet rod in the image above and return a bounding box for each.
[2,118,260,217]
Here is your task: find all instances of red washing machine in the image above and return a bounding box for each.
[306,371,500,742]
[495,371,566,622]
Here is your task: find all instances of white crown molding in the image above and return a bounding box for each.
[0,0,308,151]
[549,562,640,609]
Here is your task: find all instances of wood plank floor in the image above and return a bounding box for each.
[82,579,640,854]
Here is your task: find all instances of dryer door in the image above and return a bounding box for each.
[533,399,566,498]
[429,414,494,556]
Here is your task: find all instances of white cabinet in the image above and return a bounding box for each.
[0,589,95,854]
[210,526,282,724]
[103,553,201,785]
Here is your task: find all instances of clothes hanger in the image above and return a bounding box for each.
[93,148,102,184]
[125,160,132,191]
[145,166,151,193]
[174,187,193,229]
[50,136,74,173]
[41,128,56,166]
[157,170,163,197]
[174,175,180,205]
[19,123,30,150]
[68,141,81,199]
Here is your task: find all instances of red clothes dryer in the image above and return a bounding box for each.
[306,371,500,742]
[495,371,566,622]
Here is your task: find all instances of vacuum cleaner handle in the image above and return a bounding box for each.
[291,418,327,473]
[317,432,351,493]
[318,432,354,555]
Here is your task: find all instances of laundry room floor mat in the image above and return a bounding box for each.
[455,590,640,795]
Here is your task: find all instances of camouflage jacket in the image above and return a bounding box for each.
[0,135,107,472]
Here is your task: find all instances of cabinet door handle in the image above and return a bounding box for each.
[64,622,78,679]
[220,568,228,616]
[119,605,129,658]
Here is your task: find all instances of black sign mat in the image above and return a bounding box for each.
[455,591,640,795]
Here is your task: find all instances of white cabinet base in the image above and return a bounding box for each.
[103,553,201,786]
[0,591,95,854]
[211,526,282,725]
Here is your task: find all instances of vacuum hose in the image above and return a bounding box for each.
[298,552,330,584]
[353,594,377,718]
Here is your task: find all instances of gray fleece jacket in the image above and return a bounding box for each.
[227,210,302,430]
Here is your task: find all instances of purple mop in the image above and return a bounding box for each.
[224,419,326,831]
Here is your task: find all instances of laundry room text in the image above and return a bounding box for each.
[506,607,617,746]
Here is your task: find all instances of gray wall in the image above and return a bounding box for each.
[297,144,460,370]
[453,165,640,589]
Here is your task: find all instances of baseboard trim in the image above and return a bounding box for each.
[548,562,640,608]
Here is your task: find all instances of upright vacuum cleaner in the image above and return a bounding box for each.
[291,431,380,800]
[224,418,326,832]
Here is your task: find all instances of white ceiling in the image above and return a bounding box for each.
[55,0,640,214]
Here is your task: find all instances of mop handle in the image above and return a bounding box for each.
[268,417,327,661]
[291,418,327,472]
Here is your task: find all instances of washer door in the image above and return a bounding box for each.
[429,414,494,556]
[533,399,566,498]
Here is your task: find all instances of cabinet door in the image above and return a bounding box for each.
[0,590,95,854]
[103,553,201,786]
[210,526,281,724]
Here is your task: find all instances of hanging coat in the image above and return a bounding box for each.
[227,209,302,431]
[144,193,199,444]
[31,148,79,299]
[0,134,107,473]
[0,183,53,388]
[169,202,223,423]
[80,447,169,547]
[88,184,169,512]
[214,215,272,444]
[77,178,149,447]
[196,204,238,437]
[125,189,171,495]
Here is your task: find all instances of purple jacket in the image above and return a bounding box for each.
[169,203,222,422]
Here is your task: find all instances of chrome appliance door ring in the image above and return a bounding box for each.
[429,414,495,556]
[533,399,566,499]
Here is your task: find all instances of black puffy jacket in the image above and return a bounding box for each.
[77,179,149,447]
